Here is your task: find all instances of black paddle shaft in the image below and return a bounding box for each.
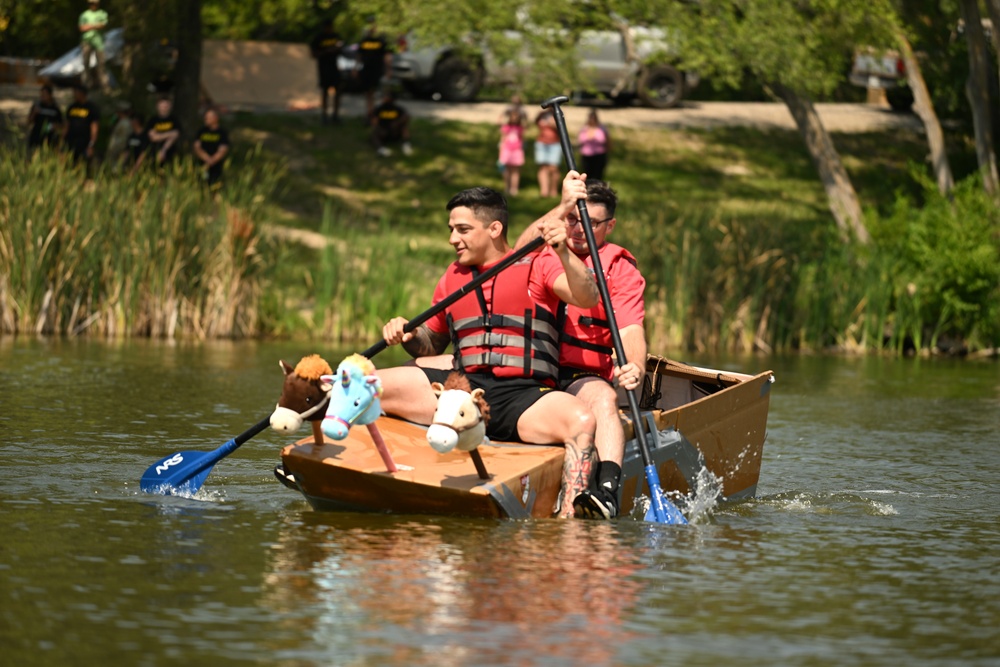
[361,235,545,358]
[541,95,660,467]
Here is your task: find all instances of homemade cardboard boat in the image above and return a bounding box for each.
[277,356,774,519]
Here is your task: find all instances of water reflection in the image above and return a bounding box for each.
[260,514,646,665]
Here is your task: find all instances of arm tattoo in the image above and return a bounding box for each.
[402,325,449,358]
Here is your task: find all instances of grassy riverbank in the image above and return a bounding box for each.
[4,111,997,354]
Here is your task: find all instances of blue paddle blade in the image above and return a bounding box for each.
[642,464,688,525]
[140,448,224,495]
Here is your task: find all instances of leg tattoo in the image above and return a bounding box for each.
[556,432,596,518]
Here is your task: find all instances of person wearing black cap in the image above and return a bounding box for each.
[62,83,100,167]
[370,87,412,157]
[310,18,344,125]
[26,84,63,159]
[355,17,391,119]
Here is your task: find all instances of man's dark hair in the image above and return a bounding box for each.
[72,82,88,95]
[446,187,508,236]
[41,84,53,95]
[586,179,618,218]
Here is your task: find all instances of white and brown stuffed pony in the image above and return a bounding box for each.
[428,372,491,479]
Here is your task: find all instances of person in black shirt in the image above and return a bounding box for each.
[145,97,181,168]
[193,108,230,191]
[355,18,391,118]
[26,84,63,158]
[123,114,149,174]
[62,84,100,166]
[370,88,412,157]
[310,19,344,125]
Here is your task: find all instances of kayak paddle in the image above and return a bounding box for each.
[140,236,546,496]
[542,94,687,525]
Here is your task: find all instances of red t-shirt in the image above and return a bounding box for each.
[530,243,645,330]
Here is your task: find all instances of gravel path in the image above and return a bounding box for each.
[2,82,921,134]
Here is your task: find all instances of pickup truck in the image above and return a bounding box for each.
[391,26,699,107]
[848,48,913,112]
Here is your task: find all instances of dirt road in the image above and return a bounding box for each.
[2,80,921,134]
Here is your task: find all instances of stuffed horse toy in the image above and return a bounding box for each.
[320,353,403,474]
[270,354,333,447]
[428,372,492,480]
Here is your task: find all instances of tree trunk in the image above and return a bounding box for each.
[773,83,870,245]
[985,0,1000,89]
[959,0,999,195]
[173,0,203,142]
[897,30,954,196]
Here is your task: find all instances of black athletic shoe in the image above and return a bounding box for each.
[573,487,619,520]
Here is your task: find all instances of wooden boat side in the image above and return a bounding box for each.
[281,416,565,519]
[617,367,773,515]
[280,356,774,520]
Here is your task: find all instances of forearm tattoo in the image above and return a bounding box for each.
[402,326,448,358]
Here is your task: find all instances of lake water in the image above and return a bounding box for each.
[1,338,998,667]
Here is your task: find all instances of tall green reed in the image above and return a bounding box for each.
[0,146,278,338]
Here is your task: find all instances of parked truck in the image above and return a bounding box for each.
[391,24,699,108]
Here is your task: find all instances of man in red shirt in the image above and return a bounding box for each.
[377,186,602,517]
[516,172,647,519]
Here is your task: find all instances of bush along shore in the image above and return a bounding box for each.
[3,116,998,356]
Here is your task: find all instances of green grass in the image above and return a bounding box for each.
[5,107,993,353]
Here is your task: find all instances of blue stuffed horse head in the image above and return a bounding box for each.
[320,354,383,441]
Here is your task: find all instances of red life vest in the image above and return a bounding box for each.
[557,245,639,380]
[442,256,560,385]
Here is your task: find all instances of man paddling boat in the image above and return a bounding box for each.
[516,172,646,520]
[377,186,602,517]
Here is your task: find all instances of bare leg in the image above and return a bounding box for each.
[509,166,521,196]
[516,392,597,517]
[567,377,624,468]
[376,365,438,424]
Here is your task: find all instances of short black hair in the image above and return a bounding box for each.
[585,179,617,218]
[72,82,88,94]
[446,187,508,237]
[41,84,53,95]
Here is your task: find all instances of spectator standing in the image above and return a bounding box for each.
[78,0,109,93]
[578,109,610,182]
[62,83,100,168]
[534,108,561,197]
[145,97,182,169]
[310,19,344,125]
[26,84,63,159]
[498,108,524,196]
[355,18,391,119]
[371,89,412,157]
[193,108,230,191]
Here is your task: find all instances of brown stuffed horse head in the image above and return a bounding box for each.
[270,354,334,434]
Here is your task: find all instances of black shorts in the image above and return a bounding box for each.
[558,367,610,391]
[421,368,554,442]
[357,68,383,92]
[318,67,341,89]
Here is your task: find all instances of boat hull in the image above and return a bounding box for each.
[280,357,773,519]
